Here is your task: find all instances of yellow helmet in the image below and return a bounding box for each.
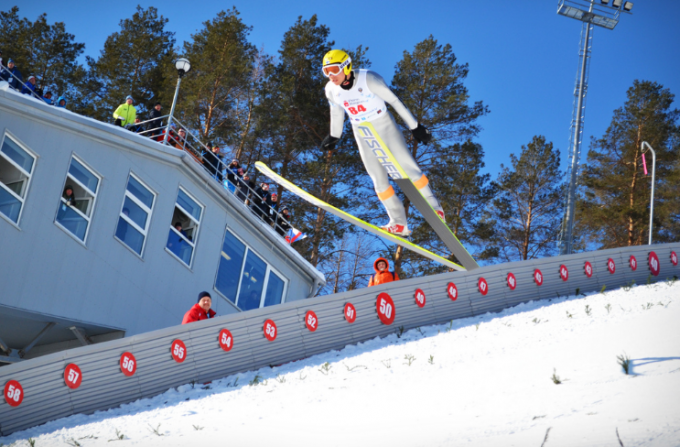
[322,49,352,77]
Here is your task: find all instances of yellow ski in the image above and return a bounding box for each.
[355,123,480,270]
[255,161,466,271]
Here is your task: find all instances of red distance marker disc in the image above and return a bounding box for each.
[559,265,569,282]
[64,363,83,389]
[4,380,24,407]
[120,352,137,377]
[376,293,396,325]
[478,277,489,296]
[607,258,616,274]
[534,269,544,286]
[305,311,319,332]
[649,251,660,276]
[507,273,517,290]
[629,255,637,271]
[170,339,187,363]
[219,329,234,352]
[344,303,356,323]
[414,288,426,308]
[584,261,593,278]
[263,319,277,341]
[671,251,678,266]
[447,282,458,301]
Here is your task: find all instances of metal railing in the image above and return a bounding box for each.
[128,114,294,239]
[0,66,52,105]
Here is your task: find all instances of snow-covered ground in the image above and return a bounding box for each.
[3,281,679,447]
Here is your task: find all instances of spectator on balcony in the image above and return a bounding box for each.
[148,102,163,136]
[226,159,241,184]
[181,291,216,324]
[203,143,224,183]
[1,60,23,91]
[156,123,177,144]
[237,173,255,203]
[171,128,187,149]
[268,192,280,225]
[21,76,37,96]
[252,182,272,221]
[129,117,146,133]
[42,91,54,105]
[113,95,137,127]
[275,206,292,237]
[368,257,400,287]
[56,96,67,108]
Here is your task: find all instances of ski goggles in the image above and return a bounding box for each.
[322,59,350,77]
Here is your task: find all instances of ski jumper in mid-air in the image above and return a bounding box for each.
[320,49,443,237]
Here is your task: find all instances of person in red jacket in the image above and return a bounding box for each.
[182,291,216,324]
[368,257,400,287]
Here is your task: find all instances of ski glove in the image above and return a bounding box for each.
[320,135,340,151]
[411,123,432,144]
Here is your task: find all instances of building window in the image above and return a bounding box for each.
[115,173,156,255]
[55,156,101,242]
[0,134,36,225]
[215,229,288,310]
[166,187,203,266]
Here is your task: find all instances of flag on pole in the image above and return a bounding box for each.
[286,227,308,244]
[642,152,648,175]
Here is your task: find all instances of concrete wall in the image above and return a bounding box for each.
[1,242,677,435]
[0,89,323,343]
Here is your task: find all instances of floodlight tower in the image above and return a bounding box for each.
[556,0,633,255]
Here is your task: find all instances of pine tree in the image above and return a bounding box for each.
[388,36,489,275]
[0,7,86,101]
[78,6,175,120]
[578,80,680,247]
[169,8,258,147]
[482,136,564,262]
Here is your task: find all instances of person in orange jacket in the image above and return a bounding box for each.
[182,291,216,324]
[368,257,399,287]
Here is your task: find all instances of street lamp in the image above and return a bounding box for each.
[556,0,632,255]
[641,142,656,245]
[163,58,191,145]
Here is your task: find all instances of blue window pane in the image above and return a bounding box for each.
[0,186,21,222]
[127,176,154,208]
[1,138,34,173]
[215,232,246,304]
[56,203,88,240]
[69,158,98,193]
[236,251,267,311]
[123,196,148,229]
[116,217,144,254]
[177,189,201,221]
[166,228,193,265]
[263,273,285,307]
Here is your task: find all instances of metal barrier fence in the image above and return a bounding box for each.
[0,243,678,435]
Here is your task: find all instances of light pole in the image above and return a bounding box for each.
[641,142,656,245]
[556,0,633,255]
[163,58,191,146]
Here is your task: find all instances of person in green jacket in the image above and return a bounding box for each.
[113,95,137,127]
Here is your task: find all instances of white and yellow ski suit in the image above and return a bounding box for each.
[325,69,443,227]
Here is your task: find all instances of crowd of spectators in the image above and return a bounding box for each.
[1,52,294,241]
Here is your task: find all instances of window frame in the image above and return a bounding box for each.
[114,172,157,257]
[0,132,37,227]
[215,228,288,310]
[54,154,102,243]
[165,186,204,267]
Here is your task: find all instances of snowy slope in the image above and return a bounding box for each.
[2,281,679,447]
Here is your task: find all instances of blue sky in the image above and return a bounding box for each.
[8,0,680,178]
